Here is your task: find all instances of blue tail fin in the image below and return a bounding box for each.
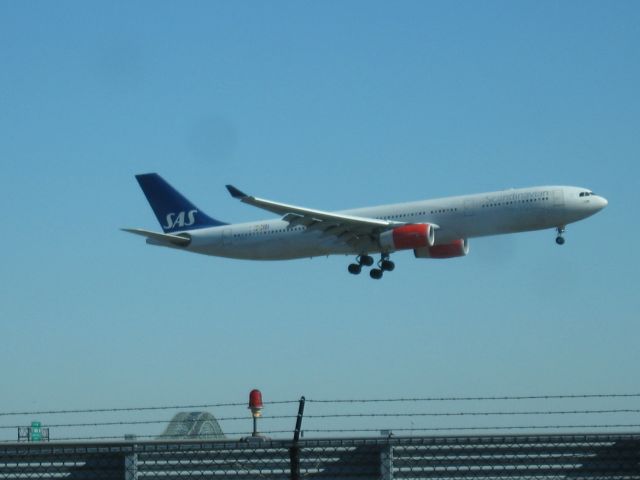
[135,173,227,233]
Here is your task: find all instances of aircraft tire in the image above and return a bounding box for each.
[359,255,374,267]
[381,260,395,271]
[348,263,362,275]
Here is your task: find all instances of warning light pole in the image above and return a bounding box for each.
[249,389,263,437]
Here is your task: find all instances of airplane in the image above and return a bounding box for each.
[123,173,608,279]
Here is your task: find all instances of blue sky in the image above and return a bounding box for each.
[1,1,639,440]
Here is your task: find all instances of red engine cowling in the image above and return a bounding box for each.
[414,239,469,259]
[379,224,435,252]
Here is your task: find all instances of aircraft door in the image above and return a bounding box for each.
[222,229,233,246]
[553,189,565,207]
[464,199,476,216]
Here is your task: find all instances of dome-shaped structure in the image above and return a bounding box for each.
[159,411,225,440]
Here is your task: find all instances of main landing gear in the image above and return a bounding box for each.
[347,254,373,275]
[348,254,395,279]
[556,226,566,245]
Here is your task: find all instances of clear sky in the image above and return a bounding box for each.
[1,1,639,441]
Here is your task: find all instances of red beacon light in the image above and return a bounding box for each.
[248,389,264,438]
[249,389,263,418]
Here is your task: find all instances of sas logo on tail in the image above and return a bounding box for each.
[164,210,197,229]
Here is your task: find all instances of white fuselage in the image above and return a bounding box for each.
[150,186,607,260]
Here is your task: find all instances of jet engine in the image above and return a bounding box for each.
[379,224,435,252]
[414,239,469,259]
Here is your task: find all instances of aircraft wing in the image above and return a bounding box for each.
[121,228,191,246]
[226,185,403,246]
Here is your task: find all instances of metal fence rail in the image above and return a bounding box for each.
[1,433,639,479]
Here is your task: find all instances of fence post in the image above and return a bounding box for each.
[380,430,393,480]
[124,453,138,480]
[124,436,138,480]
[289,396,306,480]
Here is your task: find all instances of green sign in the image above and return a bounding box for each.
[30,421,42,442]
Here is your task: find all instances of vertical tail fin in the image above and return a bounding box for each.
[135,173,227,233]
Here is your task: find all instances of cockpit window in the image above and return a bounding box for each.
[580,191,594,197]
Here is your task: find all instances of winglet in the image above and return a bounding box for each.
[226,184,249,199]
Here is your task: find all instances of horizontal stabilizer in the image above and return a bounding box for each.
[121,228,191,247]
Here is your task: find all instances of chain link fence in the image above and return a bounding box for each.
[1,433,639,479]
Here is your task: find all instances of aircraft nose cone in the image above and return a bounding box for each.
[596,196,608,211]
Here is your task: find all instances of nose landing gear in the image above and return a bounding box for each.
[556,226,566,245]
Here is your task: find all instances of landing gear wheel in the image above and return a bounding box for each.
[348,263,362,275]
[556,226,566,245]
[370,268,383,280]
[358,255,374,267]
[556,236,565,245]
[380,260,395,271]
